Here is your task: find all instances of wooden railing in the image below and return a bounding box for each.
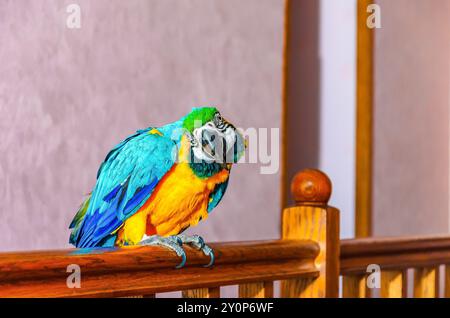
[0,169,339,298]
[0,240,320,297]
[2,168,449,298]
[341,235,450,298]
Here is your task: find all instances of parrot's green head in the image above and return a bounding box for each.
[182,107,246,168]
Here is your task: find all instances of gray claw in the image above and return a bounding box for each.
[175,251,187,269]
[177,234,215,267]
[202,244,215,268]
[139,235,187,269]
[177,234,204,249]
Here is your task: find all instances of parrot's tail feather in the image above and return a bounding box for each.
[69,195,91,245]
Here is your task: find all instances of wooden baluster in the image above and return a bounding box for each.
[239,282,273,298]
[402,269,410,298]
[445,265,450,298]
[414,267,437,298]
[380,271,403,298]
[183,288,220,298]
[281,169,340,298]
[342,275,367,298]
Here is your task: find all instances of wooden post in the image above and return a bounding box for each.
[445,265,450,298]
[183,288,220,298]
[281,169,340,298]
[380,271,403,298]
[239,282,274,298]
[414,267,438,298]
[342,275,367,298]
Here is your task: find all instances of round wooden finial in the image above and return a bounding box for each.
[290,169,332,206]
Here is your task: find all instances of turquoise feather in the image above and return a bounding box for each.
[69,107,229,248]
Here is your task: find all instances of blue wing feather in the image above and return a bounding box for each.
[207,179,229,213]
[71,126,180,248]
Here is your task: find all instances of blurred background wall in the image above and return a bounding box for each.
[284,0,450,238]
[0,0,284,252]
[373,0,450,236]
[1,0,449,254]
[285,0,356,238]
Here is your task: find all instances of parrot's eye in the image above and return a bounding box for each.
[214,113,223,126]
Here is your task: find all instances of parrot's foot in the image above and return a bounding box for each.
[177,234,215,268]
[139,235,186,269]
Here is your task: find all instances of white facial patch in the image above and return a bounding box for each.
[191,124,237,164]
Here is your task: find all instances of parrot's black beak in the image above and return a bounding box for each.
[201,129,218,158]
[197,121,245,164]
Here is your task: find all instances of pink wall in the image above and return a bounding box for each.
[0,1,284,251]
[284,0,356,238]
[373,0,450,235]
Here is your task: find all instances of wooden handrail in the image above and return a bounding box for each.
[341,235,450,275]
[0,168,341,298]
[341,235,450,298]
[0,239,319,298]
[342,235,450,256]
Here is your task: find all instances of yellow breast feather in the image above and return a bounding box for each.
[116,135,229,246]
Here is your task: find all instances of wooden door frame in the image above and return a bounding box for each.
[355,0,374,237]
[280,0,374,237]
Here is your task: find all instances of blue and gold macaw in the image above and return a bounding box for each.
[69,107,245,267]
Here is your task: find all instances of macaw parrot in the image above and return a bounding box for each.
[69,107,245,268]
